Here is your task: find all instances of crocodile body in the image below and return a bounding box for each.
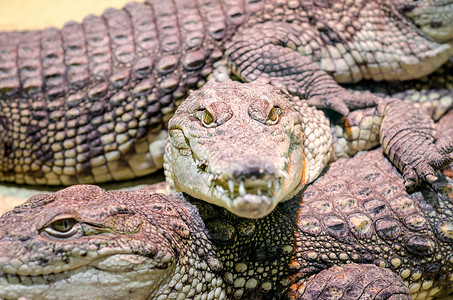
[0,0,452,185]
[0,149,452,299]
[164,80,453,218]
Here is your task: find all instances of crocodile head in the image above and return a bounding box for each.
[396,0,453,42]
[0,185,224,299]
[165,80,331,218]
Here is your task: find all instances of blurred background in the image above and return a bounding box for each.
[0,0,130,30]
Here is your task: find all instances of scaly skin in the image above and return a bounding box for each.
[0,0,452,185]
[345,60,453,121]
[1,149,452,299]
[0,185,226,300]
[164,80,453,218]
[438,109,453,178]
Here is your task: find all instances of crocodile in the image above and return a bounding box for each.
[437,109,453,178]
[0,149,452,299]
[0,0,452,186]
[164,79,453,218]
[344,59,453,121]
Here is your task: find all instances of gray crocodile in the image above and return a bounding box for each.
[0,149,452,299]
[0,0,452,185]
[164,80,453,218]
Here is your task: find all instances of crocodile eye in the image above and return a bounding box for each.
[202,110,214,126]
[268,107,278,122]
[43,218,78,239]
[51,218,76,232]
[266,106,280,125]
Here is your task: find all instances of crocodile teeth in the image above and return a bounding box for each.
[257,188,262,195]
[31,275,47,284]
[6,274,17,284]
[274,179,279,191]
[268,181,272,189]
[228,180,235,194]
[279,170,289,180]
[239,181,246,196]
[208,173,215,183]
[20,275,31,284]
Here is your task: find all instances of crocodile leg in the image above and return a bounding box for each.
[329,97,453,185]
[339,61,453,183]
[437,110,453,178]
[378,99,453,185]
[287,264,411,300]
[437,110,453,146]
[226,21,381,115]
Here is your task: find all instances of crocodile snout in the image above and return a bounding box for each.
[232,156,277,181]
[231,194,275,219]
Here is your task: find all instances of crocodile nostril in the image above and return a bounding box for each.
[430,21,443,29]
[232,157,276,180]
[198,162,208,172]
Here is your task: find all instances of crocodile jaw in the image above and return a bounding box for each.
[402,0,453,42]
[0,254,170,300]
[164,130,304,219]
[202,170,287,219]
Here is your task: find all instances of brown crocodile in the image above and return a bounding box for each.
[0,0,452,186]
[0,149,452,299]
[164,80,453,218]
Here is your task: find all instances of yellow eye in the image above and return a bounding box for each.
[51,218,76,233]
[202,110,214,126]
[267,107,278,122]
[43,217,79,239]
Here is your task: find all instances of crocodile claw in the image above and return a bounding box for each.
[305,94,350,115]
[305,90,379,116]
[403,138,453,186]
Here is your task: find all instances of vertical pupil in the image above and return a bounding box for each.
[54,219,74,231]
[268,108,277,121]
[203,111,213,124]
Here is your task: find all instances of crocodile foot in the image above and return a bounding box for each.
[403,138,453,186]
[305,90,380,116]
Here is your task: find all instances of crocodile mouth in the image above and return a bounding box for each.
[196,158,284,218]
[0,253,170,298]
[0,252,159,285]
[0,268,71,285]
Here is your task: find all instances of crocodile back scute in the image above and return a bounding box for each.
[292,149,453,299]
[0,0,240,185]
